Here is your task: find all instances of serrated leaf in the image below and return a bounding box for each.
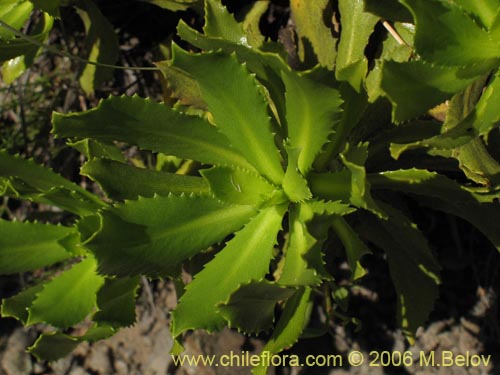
[82,158,209,201]
[314,84,368,170]
[93,276,140,328]
[0,151,105,215]
[282,146,312,203]
[278,200,354,286]
[1,283,44,324]
[175,20,289,125]
[381,60,478,122]
[331,217,369,280]
[369,169,500,251]
[336,0,379,91]
[0,220,79,274]
[171,46,284,185]
[28,325,115,361]
[357,203,440,339]
[87,194,257,276]
[52,95,253,170]
[27,257,105,329]
[156,61,207,110]
[200,166,281,206]
[171,204,286,336]
[311,199,355,215]
[279,203,321,286]
[252,287,312,375]
[203,0,247,45]
[400,0,500,67]
[67,139,125,162]
[76,0,119,95]
[282,70,343,174]
[290,0,338,69]
[340,143,385,217]
[218,281,295,334]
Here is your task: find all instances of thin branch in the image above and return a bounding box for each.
[0,18,160,72]
[382,20,408,46]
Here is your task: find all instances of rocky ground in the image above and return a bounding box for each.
[1,276,498,375]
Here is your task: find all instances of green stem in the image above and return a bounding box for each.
[308,170,351,202]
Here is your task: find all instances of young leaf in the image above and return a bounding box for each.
[52,95,254,171]
[27,257,105,329]
[87,194,257,276]
[314,84,368,170]
[282,71,343,174]
[340,143,385,217]
[203,0,247,45]
[171,47,284,185]
[175,20,290,124]
[278,203,321,286]
[0,220,79,274]
[200,166,282,206]
[282,146,312,203]
[218,281,295,334]
[336,0,379,91]
[82,158,209,201]
[252,287,312,375]
[357,203,440,340]
[290,0,338,69]
[400,0,500,67]
[171,204,286,336]
[93,276,140,328]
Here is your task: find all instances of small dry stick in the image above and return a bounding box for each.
[382,20,408,46]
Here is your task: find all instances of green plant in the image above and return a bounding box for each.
[1,0,500,373]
